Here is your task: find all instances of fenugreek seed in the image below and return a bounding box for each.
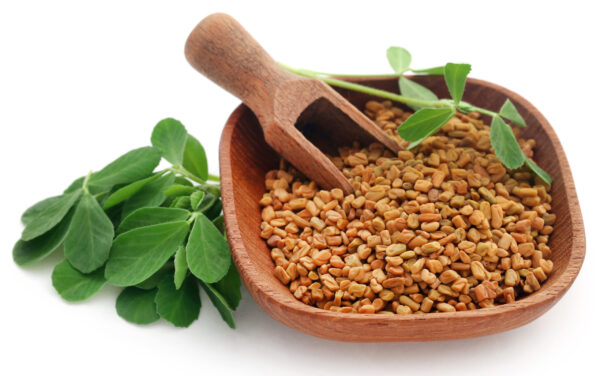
[414,179,433,192]
[309,217,326,231]
[399,295,420,311]
[386,243,407,257]
[396,305,412,315]
[348,282,367,297]
[382,277,404,288]
[379,289,395,301]
[437,303,456,312]
[274,266,291,284]
[490,204,504,229]
[439,270,460,284]
[525,272,541,291]
[471,261,488,281]
[422,241,441,254]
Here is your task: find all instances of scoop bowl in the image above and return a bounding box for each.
[219,76,585,342]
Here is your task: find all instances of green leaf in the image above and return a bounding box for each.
[116,287,160,325]
[187,213,231,283]
[204,199,223,220]
[410,66,445,75]
[164,184,196,197]
[64,176,85,193]
[399,77,439,111]
[499,99,526,127]
[213,261,242,310]
[212,215,225,234]
[121,173,175,219]
[51,260,106,302]
[170,196,192,210]
[105,221,190,286]
[174,176,193,187]
[386,46,412,74]
[13,208,74,266]
[182,135,208,181]
[525,158,552,185]
[200,281,235,328]
[21,196,64,226]
[190,191,205,211]
[155,276,201,327]
[444,63,471,105]
[118,207,190,234]
[103,173,162,210]
[135,261,174,290]
[490,116,526,169]
[64,192,114,273]
[89,146,161,189]
[174,246,188,289]
[21,191,81,241]
[397,108,456,147]
[151,118,188,165]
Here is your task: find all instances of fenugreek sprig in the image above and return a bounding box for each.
[14,118,240,329]
[281,46,551,185]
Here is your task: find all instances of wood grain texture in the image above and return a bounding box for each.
[185,13,399,194]
[219,75,585,342]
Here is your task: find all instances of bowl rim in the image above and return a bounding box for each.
[219,76,586,337]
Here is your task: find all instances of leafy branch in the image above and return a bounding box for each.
[281,46,551,185]
[14,118,240,329]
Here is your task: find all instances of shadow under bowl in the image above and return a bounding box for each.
[219,76,585,342]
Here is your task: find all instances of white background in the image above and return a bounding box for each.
[1,1,597,375]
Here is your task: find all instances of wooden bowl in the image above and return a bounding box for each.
[219,76,585,342]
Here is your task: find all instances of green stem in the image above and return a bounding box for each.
[207,173,220,182]
[169,165,205,184]
[187,211,200,224]
[82,171,93,194]
[281,63,450,109]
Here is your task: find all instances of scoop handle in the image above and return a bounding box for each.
[185,13,295,113]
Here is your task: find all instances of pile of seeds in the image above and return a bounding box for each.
[259,100,554,314]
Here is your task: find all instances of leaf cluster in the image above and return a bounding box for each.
[386,46,551,184]
[14,118,241,329]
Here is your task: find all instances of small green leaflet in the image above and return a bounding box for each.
[151,118,188,165]
[490,116,526,169]
[444,63,471,105]
[64,176,85,193]
[21,191,81,241]
[103,173,163,210]
[212,215,225,234]
[116,287,160,325]
[182,135,209,181]
[52,260,106,302]
[170,196,191,210]
[21,196,63,225]
[136,261,174,290]
[200,281,235,329]
[499,99,526,127]
[213,261,242,310]
[410,66,445,75]
[155,276,201,327]
[13,208,74,266]
[174,246,188,289]
[174,176,193,187]
[526,158,552,185]
[164,184,196,197]
[121,173,175,219]
[399,77,439,111]
[204,199,223,220]
[190,191,205,211]
[386,46,411,74]
[118,207,190,234]
[88,146,161,189]
[64,192,114,273]
[187,213,231,283]
[105,221,190,286]
[397,108,456,148]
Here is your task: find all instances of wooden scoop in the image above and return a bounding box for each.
[184,13,400,194]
